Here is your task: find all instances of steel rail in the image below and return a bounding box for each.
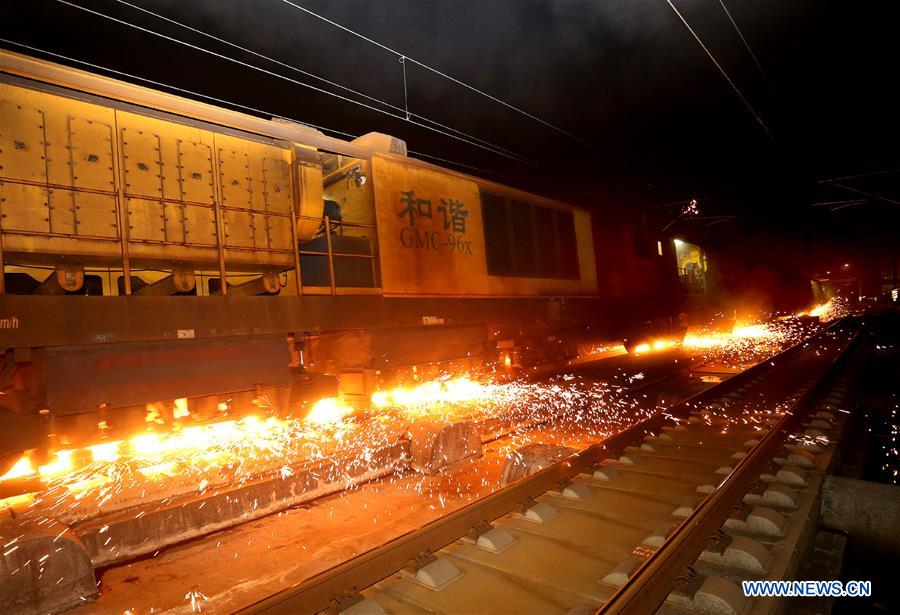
[598,318,861,614]
[239,321,833,614]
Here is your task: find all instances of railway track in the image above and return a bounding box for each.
[1,316,841,614]
[238,318,861,615]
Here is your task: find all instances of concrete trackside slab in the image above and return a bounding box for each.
[0,518,97,615]
[821,474,900,560]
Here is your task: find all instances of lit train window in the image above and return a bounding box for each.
[481,191,579,279]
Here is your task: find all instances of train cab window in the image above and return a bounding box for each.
[299,153,378,289]
[320,154,374,227]
[481,191,579,279]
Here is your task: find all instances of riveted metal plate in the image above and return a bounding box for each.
[122,128,162,198]
[68,116,115,192]
[126,197,165,242]
[176,139,215,204]
[218,148,252,208]
[262,155,292,213]
[0,101,47,182]
[73,191,118,238]
[0,180,49,232]
[223,208,256,248]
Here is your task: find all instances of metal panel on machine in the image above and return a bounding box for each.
[0,80,303,269]
[372,155,598,297]
[0,100,47,182]
[372,155,488,295]
[1,88,123,257]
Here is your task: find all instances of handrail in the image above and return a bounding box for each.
[296,214,376,230]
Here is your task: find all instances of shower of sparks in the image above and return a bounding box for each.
[682,321,789,365]
[0,410,379,520]
[371,376,528,420]
[0,306,843,515]
[633,339,677,355]
[0,372,662,527]
[680,301,848,368]
[185,588,209,613]
[304,397,353,426]
[798,298,846,323]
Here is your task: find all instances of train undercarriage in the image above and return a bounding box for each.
[1,293,685,488]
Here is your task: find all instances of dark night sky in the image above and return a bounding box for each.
[2,0,899,286]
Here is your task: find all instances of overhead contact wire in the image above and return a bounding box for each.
[666,0,770,136]
[280,0,589,145]
[54,0,530,164]
[112,0,521,159]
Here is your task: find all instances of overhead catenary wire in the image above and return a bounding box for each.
[829,202,865,212]
[818,167,900,184]
[0,38,512,180]
[809,199,868,207]
[279,0,589,145]
[717,0,775,93]
[826,182,900,207]
[665,0,770,136]
[59,0,526,164]
[53,0,530,165]
[405,149,516,180]
[110,0,520,160]
[113,0,403,115]
[400,56,410,119]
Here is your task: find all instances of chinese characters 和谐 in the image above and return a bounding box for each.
[396,190,472,255]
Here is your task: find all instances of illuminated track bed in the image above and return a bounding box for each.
[238,319,862,615]
[0,308,844,613]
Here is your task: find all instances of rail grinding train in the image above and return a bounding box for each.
[0,50,684,479]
